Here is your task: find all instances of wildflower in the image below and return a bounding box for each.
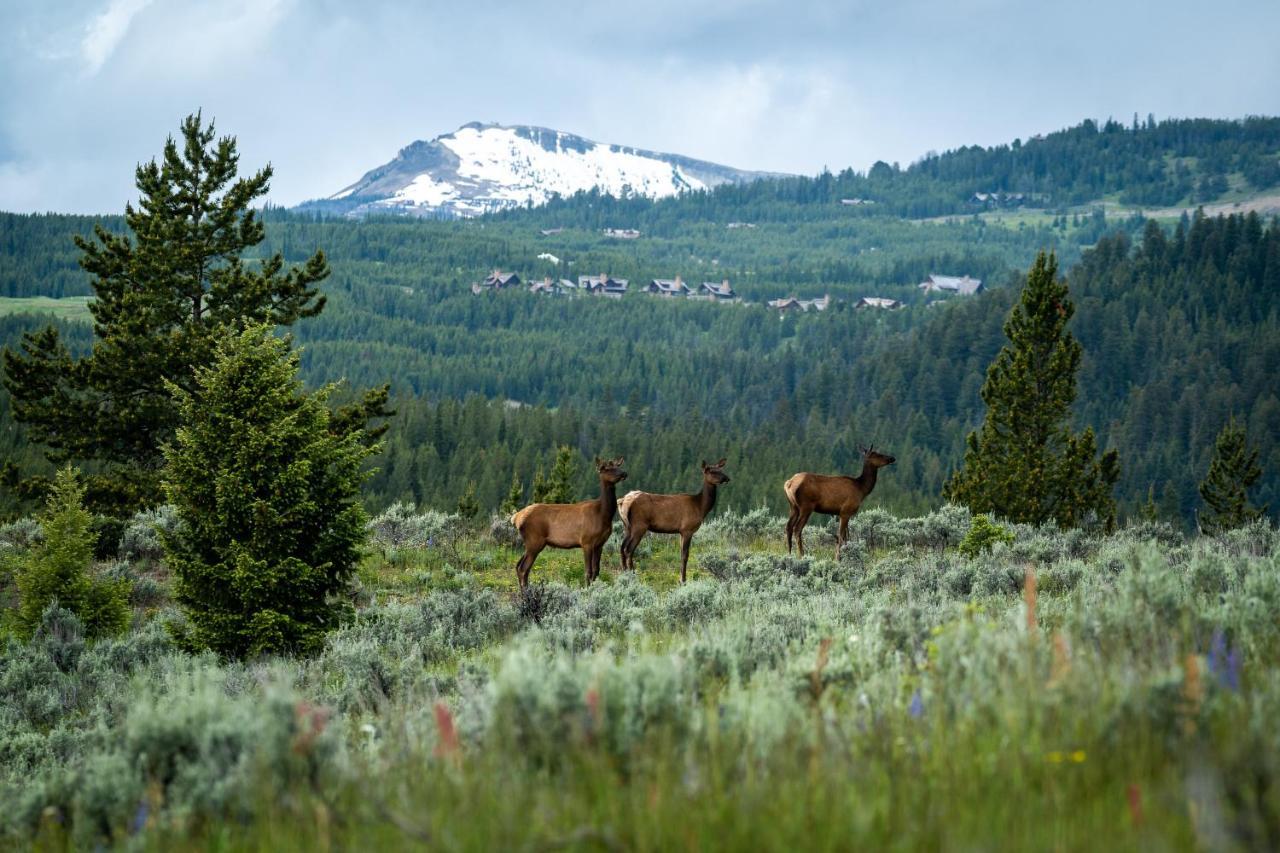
[848,633,860,644]
[130,801,149,835]
[360,722,377,740]
[292,700,331,756]
[1207,629,1241,692]
[908,689,924,719]
[1127,783,1144,826]
[434,701,461,762]
[1046,751,1064,763]
[1070,750,1086,763]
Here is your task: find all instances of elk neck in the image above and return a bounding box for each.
[597,474,620,520]
[698,480,719,519]
[855,459,879,495]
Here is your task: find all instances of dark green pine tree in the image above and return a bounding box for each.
[2,112,387,515]
[546,445,580,503]
[1198,417,1266,533]
[499,472,526,516]
[943,251,1119,528]
[162,325,377,659]
[531,467,551,503]
[455,480,481,521]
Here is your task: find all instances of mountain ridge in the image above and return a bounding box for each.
[299,122,788,218]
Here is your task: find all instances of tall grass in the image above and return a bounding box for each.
[2,508,1277,849]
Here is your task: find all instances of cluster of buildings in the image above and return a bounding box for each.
[472,270,737,301]
[471,269,983,307]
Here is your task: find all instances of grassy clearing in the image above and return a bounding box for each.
[2,506,1278,850]
[0,296,93,321]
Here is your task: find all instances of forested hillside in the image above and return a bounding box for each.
[495,116,1280,222]
[3,208,1276,526]
[2,117,1278,527]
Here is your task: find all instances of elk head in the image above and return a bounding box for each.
[859,444,896,467]
[702,458,731,484]
[595,456,628,484]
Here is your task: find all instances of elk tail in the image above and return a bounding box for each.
[618,490,641,532]
[783,474,802,506]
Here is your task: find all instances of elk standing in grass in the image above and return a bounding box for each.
[784,446,895,559]
[510,457,627,589]
[619,459,730,583]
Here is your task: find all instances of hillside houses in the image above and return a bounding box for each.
[603,228,641,239]
[855,296,903,310]
[698,280,737,301]
[919,274,983,296]
[470,270,521,293]
[647,276,691,297]
[579,273,629,297]
[768,294,830,313]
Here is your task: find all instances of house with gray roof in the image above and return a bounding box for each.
[918,274,983,296]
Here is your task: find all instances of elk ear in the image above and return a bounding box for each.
[614,456,625,467]
[716,457,727,468]
[594,456,603,469]
[701,459,708,470]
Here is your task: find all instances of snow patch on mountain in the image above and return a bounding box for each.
[305,123,785,218]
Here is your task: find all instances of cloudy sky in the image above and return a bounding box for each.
[2,0,1278,213]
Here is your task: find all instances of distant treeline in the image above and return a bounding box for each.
[491,116,1280,222]
[1,209,1276,526]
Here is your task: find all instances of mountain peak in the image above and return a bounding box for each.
[306,123,785,218]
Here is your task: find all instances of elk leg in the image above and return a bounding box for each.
[679,533,692,584]
[583,546,596,585]
[785,507,798,554]
[795,509,812,557]
[836,514,851,561]
[626,526,647,571]
[592,543,606,582]
[516,546,541,590]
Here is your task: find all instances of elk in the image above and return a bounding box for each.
[618,459,730,583]
[510,457,627,589]
[784,446,895,559]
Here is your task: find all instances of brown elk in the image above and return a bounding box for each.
[784,446,895,559]
[618,459,730,583]
[510,457,627,589]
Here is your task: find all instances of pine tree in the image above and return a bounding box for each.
[944,252,1119,527]
[13,467,129,640]
[546,446,579,503]
[1198,417,1266,533]
[2,113,387,515]
[531,468,551,503]
[499,472,525,516]
[162,325,376,659]
[456,480,481,521]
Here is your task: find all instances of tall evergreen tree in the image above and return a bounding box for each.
[546,445,580,503]
[1198,417,1266,533]
[162,326,376,659]
[943,252,1119,527]
[499,472,526,516]
[2,113,386,514]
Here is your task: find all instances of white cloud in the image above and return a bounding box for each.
[81,0,154,75]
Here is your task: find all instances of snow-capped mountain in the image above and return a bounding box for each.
[302,123,786,218]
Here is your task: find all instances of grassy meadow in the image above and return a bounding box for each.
[1,504,1278,850]
[0,296,92,322]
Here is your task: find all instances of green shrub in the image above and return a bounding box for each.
[12,468,129,641]
[958,514,1015,558]
[162,326,377,659]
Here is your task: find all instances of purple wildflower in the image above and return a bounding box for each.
[1207,628,1241,692]
[131,801,149,834]
[908,689,924,719]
